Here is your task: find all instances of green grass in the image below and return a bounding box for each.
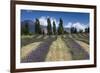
[21,35,49,47]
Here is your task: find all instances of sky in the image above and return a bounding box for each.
[21,9,90,31]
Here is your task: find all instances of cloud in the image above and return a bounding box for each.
[39,16,48,26]
[72,22,86,32]
[38,16,59,27]
[50,17,59,27]
[64,22,73,28]
[64,22,89,32]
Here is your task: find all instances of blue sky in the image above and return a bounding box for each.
[21,9,89,30]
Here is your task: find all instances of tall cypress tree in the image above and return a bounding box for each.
[47,18,52,35]
[58,18,64,35]
[37,19,41,34]
[53,21,56,35]
[87,27,89,33]
[85,27,89,33]
[35,18,41,34]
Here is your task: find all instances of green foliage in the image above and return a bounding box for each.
[35,18,42,34]
[58,18,64,35]
[85,27,89,33]
[79,29,83,33]
[21,22,29,35]
[53,21,56,35]
[71,27,77,33]
[47,18,52,35]
[64,31,69,34]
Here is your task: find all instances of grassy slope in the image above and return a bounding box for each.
[21,35,47,47]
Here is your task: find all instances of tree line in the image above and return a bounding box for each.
[70,27,89,33]
[21,18,89,35]
[34,18,64,35]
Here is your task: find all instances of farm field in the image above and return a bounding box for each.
[21,33,89,63]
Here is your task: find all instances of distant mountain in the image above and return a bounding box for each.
[64,28,71,33]
[21,20,35,33]
[64,22,88,32]
[21,20,47,33]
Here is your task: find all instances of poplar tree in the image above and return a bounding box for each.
[47,18,52,35]
[35,18,41,34]
[53,21,56,35]
[58,18,64,35]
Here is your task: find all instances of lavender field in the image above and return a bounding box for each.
[21,33,89,63]
[21,10,90,63]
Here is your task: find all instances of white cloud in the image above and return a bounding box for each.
[50,17,59,27]
[72,22,86,32]
[64,22,89,32]
[39,16,48,26]
[38,16,59,27]
[64,22,72,28]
